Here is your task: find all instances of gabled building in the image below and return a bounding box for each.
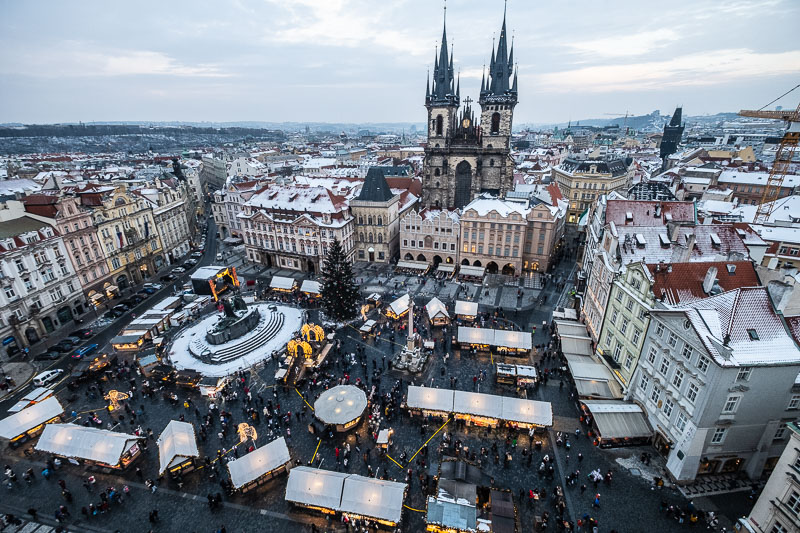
[400,208,460,266]
[629,286,800,482]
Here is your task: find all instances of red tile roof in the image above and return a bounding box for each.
[647,260,759,305]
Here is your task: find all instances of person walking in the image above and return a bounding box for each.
[592,493,600,508]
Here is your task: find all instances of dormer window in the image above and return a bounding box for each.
[747,329,759,341]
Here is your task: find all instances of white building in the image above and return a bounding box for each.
[135,178,194,264]
[0,216,83,357]
[629,286,800,482]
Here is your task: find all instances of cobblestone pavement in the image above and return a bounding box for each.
[0,253,751,532]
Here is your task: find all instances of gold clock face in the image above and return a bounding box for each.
[462,118,471,128]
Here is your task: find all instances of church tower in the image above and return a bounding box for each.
[422,6,517,209]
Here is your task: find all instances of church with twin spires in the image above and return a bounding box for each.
[422,7,518,209]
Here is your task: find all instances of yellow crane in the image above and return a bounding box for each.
[738,96,800,224]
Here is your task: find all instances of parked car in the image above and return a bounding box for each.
[172,266,186,274]
[52,339,76,353]
[33,369,64,387]
[215,253,223,262]
[160,274,176,282]
[190,251,203,259]
[35,349,62,361]
[184,259,198,267]
[138,287,157,295]
[144,283,163,290]
[70,328,94,339]
[128,294,146,304]
[104,309,123,320]
[112,304,130,313]
[71,343,99,359]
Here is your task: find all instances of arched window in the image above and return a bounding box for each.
[377,216,383,226]
[490,159,494,167]
[434,168,440,176]
[436,115,443,135]
[358,216,363,225]
[359,232,364,241]
[368,233,374,243]
[377,234,383,243]
[491,112,501,134]
[367,216,373,225]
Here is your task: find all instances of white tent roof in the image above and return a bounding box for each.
[227,437,291,489]
[300,280,321,294]
[453,391,503,419]
[157,420,199,474]
[0,396,63,439]
[388,293,410,316]
[339,475,407,523]
[270,276,296,290]
[426,297,450,319]
[458,326,494,345]
[494,329,532,350]
[396,260,428,270]
[407,386,454,413]
[459,265,485,277]
[285,466,348,510]
[314,385,367,425]
[9,387,54,413]
[36,424,140,465]
[454,300,478,317]
[501,397,553,427]
[582,401,652,439]
[437,263,456,273]
[560,334,594,356]
[360,319,377,332]
[554,320,589,337]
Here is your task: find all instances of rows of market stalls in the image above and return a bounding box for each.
[552,316,653,448]
[264,276,321,305]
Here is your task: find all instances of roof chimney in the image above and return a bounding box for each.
[767,280,793,313]
[702,266,718,295]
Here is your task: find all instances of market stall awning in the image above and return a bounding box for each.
[285,466,349,510]
[458,265,485,278]
[574,379,616,399]
[494,329,532,350]
[407,386,454,413]
[582,401,652,439]
[388,293,410,316]
[425,297,450,320]
[0,396,63,439]
[458,326,494,346]
[360,319,377,333]
[396,260,429,271]
[500,397,553,427]
[8,387,54,413]
[454,300,478,317]
[270,276,297,290]
[227,437,291,489]
[300,280,321,294]
[554,320,590,338]
[560,334,594,356]
[453,391,503,419]
[36,424,140,465]
[339,475,407,524]
[437,263,456,273]
[111,334,145,345]
[314,385,367,426]
[157,420,199,474]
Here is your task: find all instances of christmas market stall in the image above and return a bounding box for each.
[456,327,532,356]
[285,466,349,517]
[8,387,55,413]
[395,259,429,275]
[495,363,538,387]
[0,396,64,447]
[580,400,652,448]
[454,300,478,323]
[405,385,455,418]
[360,319,377,339]
[227,437,292,493]
[158,420,199,478]
[300,280,321,298]
[501,396,553,430]
[314,385,368,432]
[452,390,503,427]
[385,293,411,320]
[457,265,485,282]
[425,297,450,327]
[270,276,297,293]
[35,424,143,470]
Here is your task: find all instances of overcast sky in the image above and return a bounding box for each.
[1,0,799,125]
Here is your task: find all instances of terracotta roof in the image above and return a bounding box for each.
[647,260,759,305]
[607,199,695,227]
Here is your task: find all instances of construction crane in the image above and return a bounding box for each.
[604,111,630,133]
[738,99,800,224]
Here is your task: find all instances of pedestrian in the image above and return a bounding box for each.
[592,493,600,508]
[27,508,37,521]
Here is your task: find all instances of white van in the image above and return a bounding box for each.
[33,369,64,387]
[216,253,223,262]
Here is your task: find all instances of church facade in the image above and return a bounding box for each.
[422,9,518,210]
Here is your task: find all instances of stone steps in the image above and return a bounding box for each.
[209,311,285,363]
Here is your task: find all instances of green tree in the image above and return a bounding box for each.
[320,238,359,322]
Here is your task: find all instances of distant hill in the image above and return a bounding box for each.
[519,111,742,133]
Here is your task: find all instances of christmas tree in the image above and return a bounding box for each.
[320,237,359,322]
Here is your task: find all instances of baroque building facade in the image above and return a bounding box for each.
[422,10,518,209]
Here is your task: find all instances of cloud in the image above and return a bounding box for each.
[534,48,800,93]
[0,41,230,78]
[565,29,681,58]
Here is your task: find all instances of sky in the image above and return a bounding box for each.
[1,0,799,126]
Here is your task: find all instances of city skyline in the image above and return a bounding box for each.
[1,0,799,125]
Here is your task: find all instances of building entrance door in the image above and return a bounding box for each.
[454,161,472,208]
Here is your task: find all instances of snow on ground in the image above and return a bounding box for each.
[167,304,303,377]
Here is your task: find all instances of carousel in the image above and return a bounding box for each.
[276,323,333,385]
[313,385,367,432]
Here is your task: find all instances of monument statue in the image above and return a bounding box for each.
[207,292,261,345]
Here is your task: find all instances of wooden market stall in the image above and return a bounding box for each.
[0,396,64,447]
[35,424,143,470]
[227,437,292,492]
[270,276,297,293]
[395,260,430,274]
[425,297,450,327]
[456,327,532,356]
[8,387,55,413]
[158,420,199,477]
[385,293,411,320]
[457,265,485,282]
[360,319,377,339]
[454,300,478,322]
[300,280,321,298]
[285,466,349,516]
[495,363,538,387]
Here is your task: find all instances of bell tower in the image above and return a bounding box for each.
[478,5,517,151]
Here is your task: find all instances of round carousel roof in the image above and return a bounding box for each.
[314,385,368,426]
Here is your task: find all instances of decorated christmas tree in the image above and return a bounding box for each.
[320,238,359,322]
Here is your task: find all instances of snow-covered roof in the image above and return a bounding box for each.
[338,475,407,523]
[751,224,800,244]
[270,276,296,290]
[388,293,410,316]
[36,424,140,465]
[285,466,348,510]
[425,297,449,319]
[300,280,320,294]
[454,300,478,316]
[718,169,800,188]
[157,420,199,474]
[227,437,291,489]
[0,396,63,439]
[462,196,530,218]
